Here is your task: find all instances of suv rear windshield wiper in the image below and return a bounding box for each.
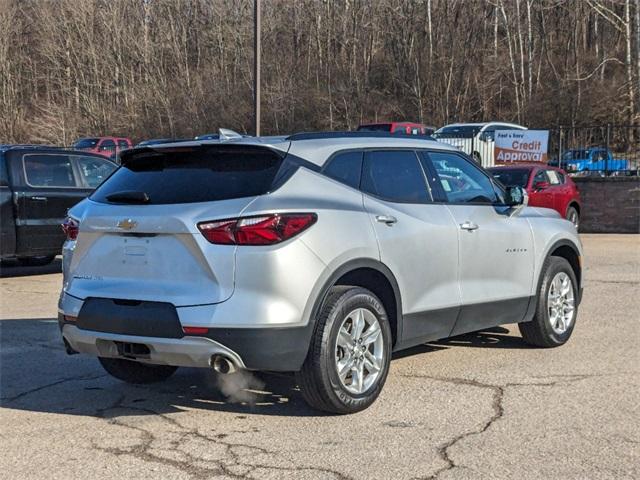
[105,191,150,204]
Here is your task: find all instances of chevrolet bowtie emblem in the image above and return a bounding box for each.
[116,218,138,230]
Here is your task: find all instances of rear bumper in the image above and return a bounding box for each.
[59,315,312,372]
[61,323,246,370]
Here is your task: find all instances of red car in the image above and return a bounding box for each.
[488,164,581,228]
[73,137,132,158]
[357,122,435,136]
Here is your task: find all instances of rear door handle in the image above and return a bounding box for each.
[29,196,48,202]
[460,221,479,231]
[375,215,397,225]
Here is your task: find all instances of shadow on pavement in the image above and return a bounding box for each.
[0,258,62,278]
[0,320,529,419]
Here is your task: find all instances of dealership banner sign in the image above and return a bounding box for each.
[494,130,549,163]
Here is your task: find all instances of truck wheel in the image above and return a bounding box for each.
[18,255,55,267]
[99,357,178,384]
[565,206,579,229]
[519,256,578,348]
[296,286,392,414]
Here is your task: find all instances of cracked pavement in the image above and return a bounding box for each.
[1,234,639,479]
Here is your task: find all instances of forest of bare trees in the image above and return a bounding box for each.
[1,0,639,144]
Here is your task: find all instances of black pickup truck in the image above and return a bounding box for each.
[1,145,117,266]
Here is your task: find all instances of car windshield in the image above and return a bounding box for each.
[562,149,590,160]
[74,138,100,149]
[487,168,531,188]
[433,126,481,139]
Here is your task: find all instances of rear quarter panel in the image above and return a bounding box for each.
[239,167,380,327]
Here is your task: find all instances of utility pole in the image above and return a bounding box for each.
[254,0,261,136]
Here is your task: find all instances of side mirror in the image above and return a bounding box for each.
[533,181,549,190]
[505,186,528,217]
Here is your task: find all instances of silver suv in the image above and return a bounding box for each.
[58,132,583,414]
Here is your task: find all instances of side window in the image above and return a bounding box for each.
[361,150,430,203]
[556,171,566,184]
[117,140,129,150]
[426,151,497,204]
[74,156,118,188]
[546,170,561,185]
[532,169,547,186]
[100,139,116,153]
[23,154,77,187]
[481,127,496,142]
[0,158,8,187]
[323,151,363,189]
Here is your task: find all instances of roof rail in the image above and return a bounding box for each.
[285,131,436,141]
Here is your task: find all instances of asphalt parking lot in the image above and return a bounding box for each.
[1,234,638,479]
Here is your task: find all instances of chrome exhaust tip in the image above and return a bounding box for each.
[211,354,237,374]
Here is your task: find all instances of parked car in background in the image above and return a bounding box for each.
[549,147,629,175]
[434,122,527,167]
[488,164,581,228]
[73,137,132,158]
[357,122,435,136]
[1,145,117,266]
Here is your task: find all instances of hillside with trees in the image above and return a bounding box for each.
[1,0,638,144]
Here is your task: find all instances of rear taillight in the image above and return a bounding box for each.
[61,217,79,241]
[198,213,317,245]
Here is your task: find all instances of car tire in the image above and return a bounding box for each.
[99,357,178,384]
[565,206,579,229]
[519,256,579,348]
[296,286,392,414]
[17,255,56,267]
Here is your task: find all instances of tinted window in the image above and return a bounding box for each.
[361,150,429,203]
[92,146,284,205]
[433,126,481,139]
[427,152,497,204]
[488,168,531,188]
[100,140,116,152]
[323,151,362,189]
[75,156,117,188]
[23,154,77,187]
[0,158,8,186]
[533,169,547,185]
[117,140,129,149]
[357,124,392,132]
[74,138,99,149]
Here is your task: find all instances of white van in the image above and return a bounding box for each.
[434,122,527,167]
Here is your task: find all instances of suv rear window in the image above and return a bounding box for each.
[91,146,284,205]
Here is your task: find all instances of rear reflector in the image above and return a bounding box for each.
[183,326,209,335]
[61,217,79,240]
[63,315,77,322]
[198,213,317,245]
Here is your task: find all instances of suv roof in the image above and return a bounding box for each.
[122,132,458,168]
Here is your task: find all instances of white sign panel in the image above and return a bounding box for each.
[494,130,549,163]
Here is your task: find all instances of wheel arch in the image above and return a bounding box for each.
[567,201,580,216]
[309,259,403,348]
[544,239,583,303]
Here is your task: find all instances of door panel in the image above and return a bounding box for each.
[424,150,535,334]
[361,150,460,347]
[16,153,90,256]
